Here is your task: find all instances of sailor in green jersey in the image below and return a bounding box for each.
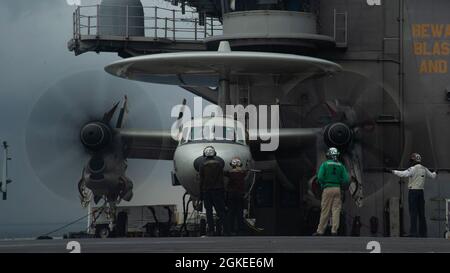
[313,147,350,236]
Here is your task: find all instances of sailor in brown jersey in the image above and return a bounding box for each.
[225,157,249,236]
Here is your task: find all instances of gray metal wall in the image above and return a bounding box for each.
[236,0,450,237]
[315,0,450,237]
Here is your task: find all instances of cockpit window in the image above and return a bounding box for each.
[191,126,205,141]
[180,124,246,145]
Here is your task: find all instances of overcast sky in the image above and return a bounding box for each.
[0,0,199,235]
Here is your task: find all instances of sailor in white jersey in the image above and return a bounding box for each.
[385,153,437,237]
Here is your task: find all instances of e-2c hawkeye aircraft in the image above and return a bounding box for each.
[27,42,370,232]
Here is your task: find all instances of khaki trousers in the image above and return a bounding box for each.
[317,187,342,234]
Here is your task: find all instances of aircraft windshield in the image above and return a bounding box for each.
[180,125,245,145]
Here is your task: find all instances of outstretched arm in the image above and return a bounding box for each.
[425,168,437,179]
[392,167,414,178]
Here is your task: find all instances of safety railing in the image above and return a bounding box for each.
[73,5,223,41]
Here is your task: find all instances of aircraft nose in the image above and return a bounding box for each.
[193,155,226,171]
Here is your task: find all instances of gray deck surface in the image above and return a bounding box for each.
[0,236,449,253]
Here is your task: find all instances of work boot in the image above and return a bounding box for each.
[312,232,323,236]
[331,232,338,236]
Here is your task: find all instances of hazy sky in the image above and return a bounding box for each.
[0,0,199,232]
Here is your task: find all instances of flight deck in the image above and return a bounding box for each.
[0,236,449,253]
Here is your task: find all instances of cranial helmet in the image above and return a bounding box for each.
[230,157,243,168]
[410,153,422,164]
[203,146,216,157]
[326,147,340,161]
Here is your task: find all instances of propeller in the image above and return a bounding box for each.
[116,95,128,129]
[25,70,163,202]
[174,98,187,139]
[279,70,402,206]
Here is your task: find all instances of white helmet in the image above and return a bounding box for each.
[410,153,422,163]
[230,157,243,168]
[326,147,340,161]
[203,146,216,157]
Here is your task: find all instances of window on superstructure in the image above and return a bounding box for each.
[224,0,312,13]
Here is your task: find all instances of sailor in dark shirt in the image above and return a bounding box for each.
[199,146,227,236]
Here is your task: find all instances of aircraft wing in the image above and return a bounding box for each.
[118,129,178,160]
[118,127,320,160]
[248,128,320,154]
